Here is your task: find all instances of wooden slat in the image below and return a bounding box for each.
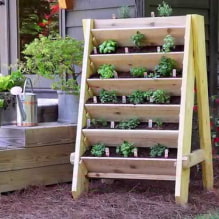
[90,52,184,72]
[82,157,176,176]
[87,78,182,96]
[83,129,178,148]
[0,164,72,193]
[91,27,185,46]
[94,16,187,29]
[87,173,176,181]
[85,104,180,123]
[0,144,73,172]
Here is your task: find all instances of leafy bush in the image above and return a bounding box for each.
[162,35,175,53]
[91,118,108,127]
[150,143,167,157]
[154,56,177,77]
[128,90,146,104]
[99,40,118,54]
[131,31,145,48]
[118,118,140,129]
[97,64,116,79]
[155,118,163,129]
[99,89,118,103]
[151,90,170,104]
[130,67,147,77]
[91,143,106,157]
[116,141,135,157]
[157,1,173,17]
[118,6,131,18]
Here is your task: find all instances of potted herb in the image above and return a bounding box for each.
[151,90,170,104]
[131,31,145,48]
[162,35,175,53]
[91,143,106,157]
[116,141,135,157]
[98,40,118,54]
[118,118,140,129]
[22,34,83,123]
[157,1,173,17]
[97,64,116,79]
[99,89,118,103]
[150,143,167,157]
[130,67,147,77]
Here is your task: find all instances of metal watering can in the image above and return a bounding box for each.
[11,78,38,127]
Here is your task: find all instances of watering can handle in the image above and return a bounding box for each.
[23,78,34,94]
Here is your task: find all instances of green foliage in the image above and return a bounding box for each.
[150,143,167,157]
[128,90,146,104]
[151,90,170,103]
[0,99,4,108]
[130,67,147,77]
[99,40,118,54]
[91,118,108,127]
[116,141,135,157]
[157,1,173,17]
[118,6,131,18]
[155,118,163,129]
[91,143,106,157]
[131,31,145,48]
[154,56,177,77]
[118,118,140,129]
[147,72,160,78]
[97,64,116,79]
[99,89,118,103]
[162,35,175,52]
[22,34,83,93]
[144,90,154,101]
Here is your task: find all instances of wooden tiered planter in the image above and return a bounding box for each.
[71,15,213,204]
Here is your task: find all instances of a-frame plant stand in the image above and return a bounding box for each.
[71,15,213,204]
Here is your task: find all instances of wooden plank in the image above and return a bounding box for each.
[83,129,179,148]
[192,15,213,190]
[87,173,176,181]
[87,78,182,96]
[91,27,185,46]
[90,52,184,72]
[0,164,72,193]
[85,104,180,123]
[0,144,73,172]
[175,15,195,205]
[94,16,186,29]
[82,157,176,176]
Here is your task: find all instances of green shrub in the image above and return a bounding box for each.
[162,35,175,53]
[128,90,146,104]
[99,89,118,103]
[150,143,167,157]
[131,31,145,48]
[91,143,106,157]
[99,40,118,54]
[118,118,140,129]
[97,64,116,79]
[116,141,135,157]
[151,90,170,104]
[130,67,147,77]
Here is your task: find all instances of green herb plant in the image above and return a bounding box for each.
[91,118,108,127]
[99,89,118,103]
[150,143,167,157]
[118,118,140,129]
[147,72,160,79]
[97,64,116,79]
[116,141,135,157]
[131,31,145,48]
[155,118,163,129]
[118,6,131,18]
[162,35,175,53]
[154,56,177,77]
[151,90,170,103]
[99,40,118,54]
[157,1,173,17]
[128,90,146,104]
[130,67,147,77]
[0,99,4,108]
[91,143,106,157]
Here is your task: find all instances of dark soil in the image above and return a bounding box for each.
[1,159,219,219]
[87,96,181,104]
[92,45,184,55]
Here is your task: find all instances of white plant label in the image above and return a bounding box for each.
[157,46,161,53]
[144,72,148,78]
[172,69,177,77]
[105,147,110,157]
[133,148,138,157]
[114,71,118,78]
[125,47,129,53]
[110,121,115,129]
[165,149,169,158]
[93,47,97,54]
[86,119,91,128]
[122,96,126,104]
[148,119,153,128]
[151,11,155,17]
[93,96,97,103]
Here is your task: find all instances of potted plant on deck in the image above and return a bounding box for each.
[22,34,83,123]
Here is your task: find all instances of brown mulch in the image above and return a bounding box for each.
[1,160,219,219]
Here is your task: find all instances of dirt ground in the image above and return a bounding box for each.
[0,160,219,219]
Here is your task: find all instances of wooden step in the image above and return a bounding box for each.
[90,52,184,72]
[91,26,185,46]
[82,129,179,148]
[85,104,180,123]
[87,78,182,96]
[81,157,176,180]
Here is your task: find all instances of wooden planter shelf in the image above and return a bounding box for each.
[71,15,213,204]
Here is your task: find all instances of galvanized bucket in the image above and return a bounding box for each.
[17,78,38,127]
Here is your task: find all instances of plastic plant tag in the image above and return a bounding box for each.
[148,119,153,128]
[93,96,97,103]
[110,121,115,129]
[165,149,169,158]
[122,96,126,104]
[151,11,155,17]
[133,148,138,157]
[157,46,161,53]
[114,71,118,78]
[87,119,91,128]
[93,47,97,54]
[172,69,177,77]
[105,147,110,157]
[125,47,129,53]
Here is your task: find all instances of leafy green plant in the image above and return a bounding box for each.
[157,1,173,17]
[155,118,163,129]
[130,67,147,77]
[118,118,140,129]
[154,56,177,77]
[91,118,108,127]
[22,34,83,93]
[147,72,160,78]
[99,40,118,54]
[0,99,4,108]
[118,6,131,18]
[91,143,106,157]
[151,90,170,103]
[131,31,145,48]
[150,143,167,157]
[128,90,146,104]
[99,89,118,103]
[97,64,116,79]
[162,35,175,52]
[116,141,135,157]
[144,90,154,101]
